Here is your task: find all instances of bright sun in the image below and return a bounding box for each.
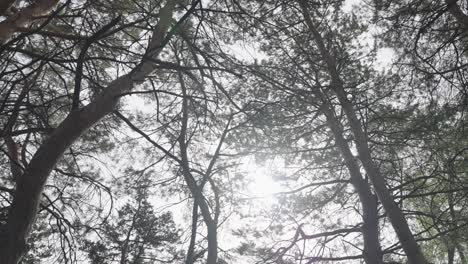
[240,157,284,198]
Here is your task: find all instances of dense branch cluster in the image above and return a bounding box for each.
[0,0,467,264]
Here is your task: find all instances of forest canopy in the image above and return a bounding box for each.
[0,0,467,263]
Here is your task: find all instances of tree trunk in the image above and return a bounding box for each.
[178,73,218,264]
[185,199,199,264]
[0,0,16,16]
[0,0,60,45]
[335,88,429,264]
[298,1,429,263]
[319,98,383,264]
[0,1,176,263]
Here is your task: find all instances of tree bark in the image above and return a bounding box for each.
[298,1,429,263]
[178,72,218,264]
[318,97,383,264]
[185,199,199,264]
[0,0,16,16]
[0,1,177,263]
[0,0,60,44]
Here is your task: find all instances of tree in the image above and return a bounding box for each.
[297,1,428,263]
[0,0,182,262]
[83,190,181,264]
[1,0,467,263]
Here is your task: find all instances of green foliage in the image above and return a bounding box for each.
[82,196,181,263]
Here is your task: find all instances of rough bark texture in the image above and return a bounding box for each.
[0,1,176,263]
[0,0,60,44]
[0,0,16,16]
[298,1,429,263]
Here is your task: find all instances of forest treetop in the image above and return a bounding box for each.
[0,0,467,263]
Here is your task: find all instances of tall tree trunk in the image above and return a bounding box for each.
[447,172,467,264]
[318,96,383,264]
[185,199,199,264]
[458,245,467,264]
[178,72,218,264]
[298,1,429,263]
[0,1,177,263]
[448,246,455,264]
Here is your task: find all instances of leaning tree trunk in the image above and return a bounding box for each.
[318,98,383,264]
[0,1,177,263]
[298,1,429,263]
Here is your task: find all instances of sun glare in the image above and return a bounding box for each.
[241,158,284,198]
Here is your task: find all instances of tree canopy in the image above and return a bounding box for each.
[0,0,467,263]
